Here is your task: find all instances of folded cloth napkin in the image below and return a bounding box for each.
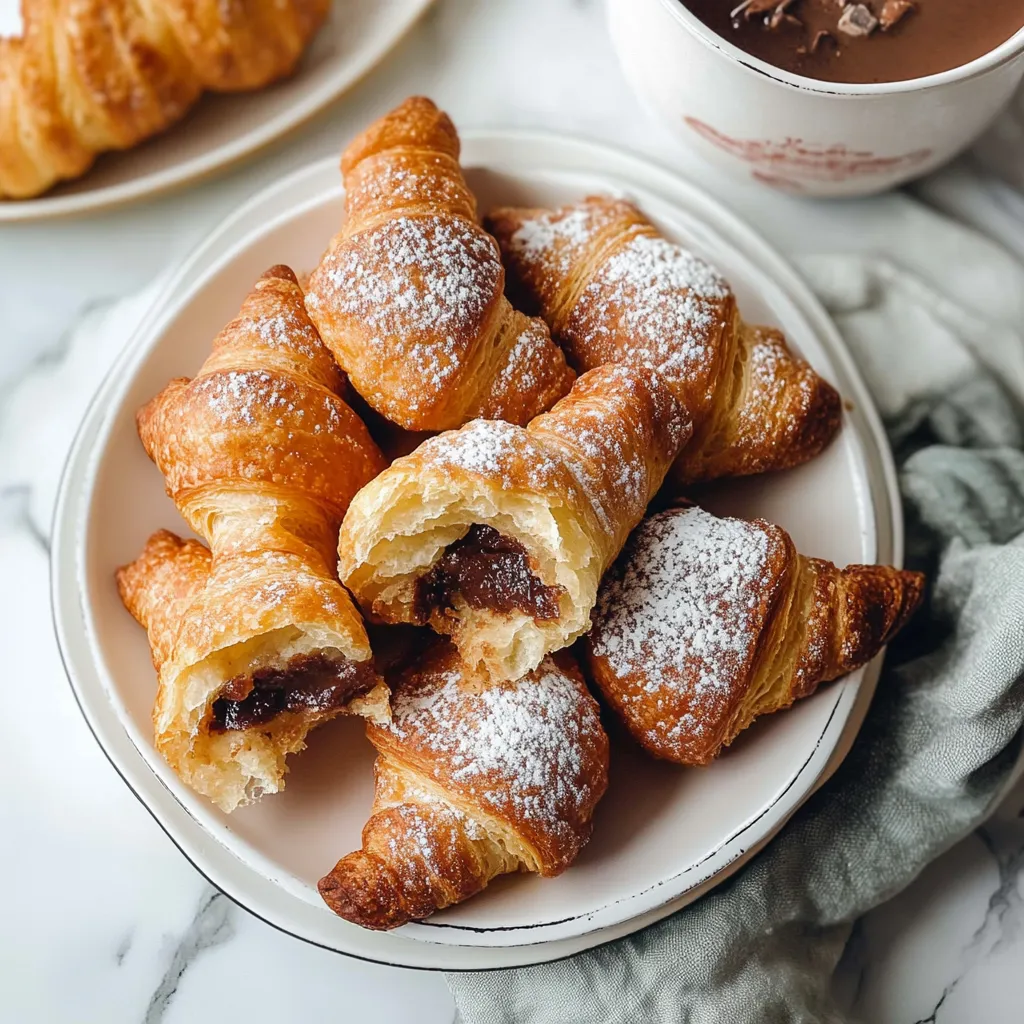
[447,164,1024,1024]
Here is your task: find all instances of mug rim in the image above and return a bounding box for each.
[656,0,1024,96]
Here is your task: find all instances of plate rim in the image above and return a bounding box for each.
[0,0,435,223]
[51,131,902,969]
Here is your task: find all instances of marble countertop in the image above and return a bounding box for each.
[2,1,1023,1021]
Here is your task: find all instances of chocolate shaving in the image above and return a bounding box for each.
[732,0,804,30]
[800,28,838,54]
[730,0,761,18]
[879,0,915,30]
[837,2,879,36]
[746,0,784,14]
[768,0,801,29]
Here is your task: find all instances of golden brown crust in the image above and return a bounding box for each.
[584,506,924,765]
[796,557,926,697]
[318,644,609,930]
[338,363,691,681]
[116,529,211,672]
[487,196,842,485]
[304,96,575,432]
[137,266,383,556]
[0,0,330,199]
[118,265,390,812]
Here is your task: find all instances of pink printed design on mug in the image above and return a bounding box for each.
[684,116,932,190]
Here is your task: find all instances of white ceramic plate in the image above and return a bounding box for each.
[52,133,902,970]
[0,0,433,222]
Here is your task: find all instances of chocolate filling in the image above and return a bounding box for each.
[210,652,378,732]
[416,524,563,622]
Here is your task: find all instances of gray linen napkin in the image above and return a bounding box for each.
[447,231,1024,1022]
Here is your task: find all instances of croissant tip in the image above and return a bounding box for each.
[836,563,927,672]
[318,855,411,931]
[117,528,189,583]
[142,527,184,551]
[396,95,440,115]
[796,374,843,464]
[114,562,130,596]
[258,264,298,285]
[342,96,458,176]
[892,569,927,636]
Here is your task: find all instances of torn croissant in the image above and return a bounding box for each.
[338,363,690,681]
[117,266,389,812]
[318,644,609,930]
[584,505,925,765]
[304,96,575,431]
[487,195,842,485]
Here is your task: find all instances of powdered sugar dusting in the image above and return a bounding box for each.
[566,236,729,410]
[199,550,347,621]
[504,199,734,418]
[386,657,604,841]
[247,310,324,364]
[329,215,498,333]
[509,207,598,274]
[503,199,634,283]
[384,801,477,886]
[194,369,279,426]
[738,331,819,450]
[420,419,561,489]
[312,215,500,407]
[346,155,470,215]
[591,507,776,731]
[492,320,551,398]
[503,202,730,392]
[193,369,348,434]
[599,236,727,338]
[534,364,687,538]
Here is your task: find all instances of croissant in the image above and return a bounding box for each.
[339,362,690,682]
[0,0,329,199]
[584,505,925,765]
[304,96,575,431]
[318,643,609,930]
[117,265,389,812]
[118,528,212,671]
[486,196,842,485]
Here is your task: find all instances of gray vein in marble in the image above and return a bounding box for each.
[143,887,233,1024]
[974,822,1024,955]
[0,295,105,401]
[912,984,950,1024]
[115,930,133,967]
[905,819,1024,1024]
[0,485,49,552]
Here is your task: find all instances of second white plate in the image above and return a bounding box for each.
[52,131,900,969]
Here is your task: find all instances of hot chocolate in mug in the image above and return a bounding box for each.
[608,0,1024,197]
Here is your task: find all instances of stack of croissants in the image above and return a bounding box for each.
[116,96,925,931]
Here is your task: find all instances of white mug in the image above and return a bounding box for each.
[607,0,1024,197]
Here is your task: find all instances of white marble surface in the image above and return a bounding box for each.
[2,1,1024,1021]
